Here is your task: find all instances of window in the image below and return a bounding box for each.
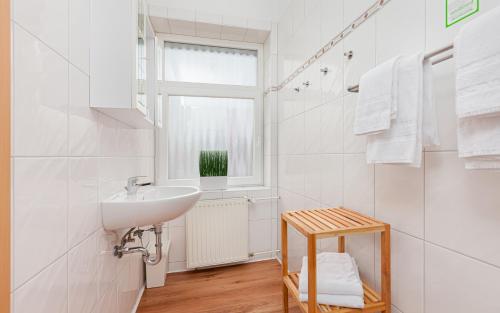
[157,36,263,186]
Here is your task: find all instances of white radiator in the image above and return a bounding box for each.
[186,198,249,269]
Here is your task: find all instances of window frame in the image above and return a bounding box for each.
[156,34,264,187]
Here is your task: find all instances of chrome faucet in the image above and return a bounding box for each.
[125,176,152,195]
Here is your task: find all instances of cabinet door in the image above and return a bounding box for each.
[90,0,133,109]
[144,17,156,124]
[136,0,148,114]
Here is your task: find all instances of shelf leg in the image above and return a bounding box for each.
[381,224,391,313]
[307,235,317,313]
[338,236,345,253]
[281,217,288,313]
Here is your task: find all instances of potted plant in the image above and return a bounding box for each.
[199,150,228,190]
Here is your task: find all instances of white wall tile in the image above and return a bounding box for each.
[14,256,68,313]
[343,154,373,216]
[249,199,273,221]
[279,155,305,195]
[343,0,375,25]
[320,99,343,154]
[425,0,500,51]
[11,0,152,310]
[375,230,424,313]
[346,235,374,287]
[320,0,343,44]
[304,155,322,202]
[375,163,424,238]
[343,94,365,153]
[13,26,68,156]
[69,0,90,73]
[375,0,425,64]
[96,230,118,298]
[168,226,186,263]
[69,66,99,156]
[320,154,343,207]
[13,0,69,57]
[304,106,321,154]
[249,219,272,253]
[425,152,500,266]
[68,158,99,248]
[14,158,68,288]
[425,243,500,313]
[68,234,98,313]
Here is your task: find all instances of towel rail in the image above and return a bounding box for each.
[347,43,454,93]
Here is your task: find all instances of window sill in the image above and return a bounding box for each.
[200,185,276,201]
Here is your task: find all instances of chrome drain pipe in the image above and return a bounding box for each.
[114,224,163,266]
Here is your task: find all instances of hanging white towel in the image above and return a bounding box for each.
[353,57,401,135]
[455,6,500,169]
[299,253,364,297]
[366,53,424,167]
[457,114,500,169]
[454,5,500,118]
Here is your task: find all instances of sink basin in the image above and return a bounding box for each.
[101,186,201,230]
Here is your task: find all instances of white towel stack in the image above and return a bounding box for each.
[354,53,439,167]
[454,5,500,169]
[299,252,364,309]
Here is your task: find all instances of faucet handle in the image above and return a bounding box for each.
[125,176,151,193]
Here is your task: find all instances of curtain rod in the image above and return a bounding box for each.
[346,43,454,93]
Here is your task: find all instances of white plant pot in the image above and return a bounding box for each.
[200,176,228,191]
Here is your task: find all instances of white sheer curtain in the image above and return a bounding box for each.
[164,42,257,86]
[164,42,258,179]
[168,96,254,179]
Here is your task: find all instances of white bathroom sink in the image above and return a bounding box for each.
[101,186,201,230]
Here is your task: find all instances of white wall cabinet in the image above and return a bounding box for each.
[90,0,156,128]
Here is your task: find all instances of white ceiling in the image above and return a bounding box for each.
[146,0,291,22]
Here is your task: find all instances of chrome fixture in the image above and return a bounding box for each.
[344,50,354,60]
[114,224,163,265]
[320,67,329,75]
[302,81,310,87]
[125,176,151,195]
[347,43,454,93]
[263,0,392,96]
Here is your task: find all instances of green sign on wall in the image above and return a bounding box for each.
[446,0,480,27]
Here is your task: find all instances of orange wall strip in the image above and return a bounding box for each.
[0,0,10,312]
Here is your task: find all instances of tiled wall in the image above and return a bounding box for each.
[10,0,155,313]
[276,0,500,312]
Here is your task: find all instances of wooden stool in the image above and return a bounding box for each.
[281,207,391,313]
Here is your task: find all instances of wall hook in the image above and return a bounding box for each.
[302,81,310,87]
[294,87,300,92]
[344,50,354,60]
[320,67,329,75]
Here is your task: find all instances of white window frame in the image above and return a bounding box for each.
[156,34,264,187]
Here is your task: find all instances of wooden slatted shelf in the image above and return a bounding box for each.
[281,207,391,313]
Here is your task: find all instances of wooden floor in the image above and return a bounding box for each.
[137,260,301,313]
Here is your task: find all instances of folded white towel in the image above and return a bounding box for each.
[354,57,401,135]
[366,53,424,167]
[299,253,363,297]
[454,5,500,118]
[299,293,364,309]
